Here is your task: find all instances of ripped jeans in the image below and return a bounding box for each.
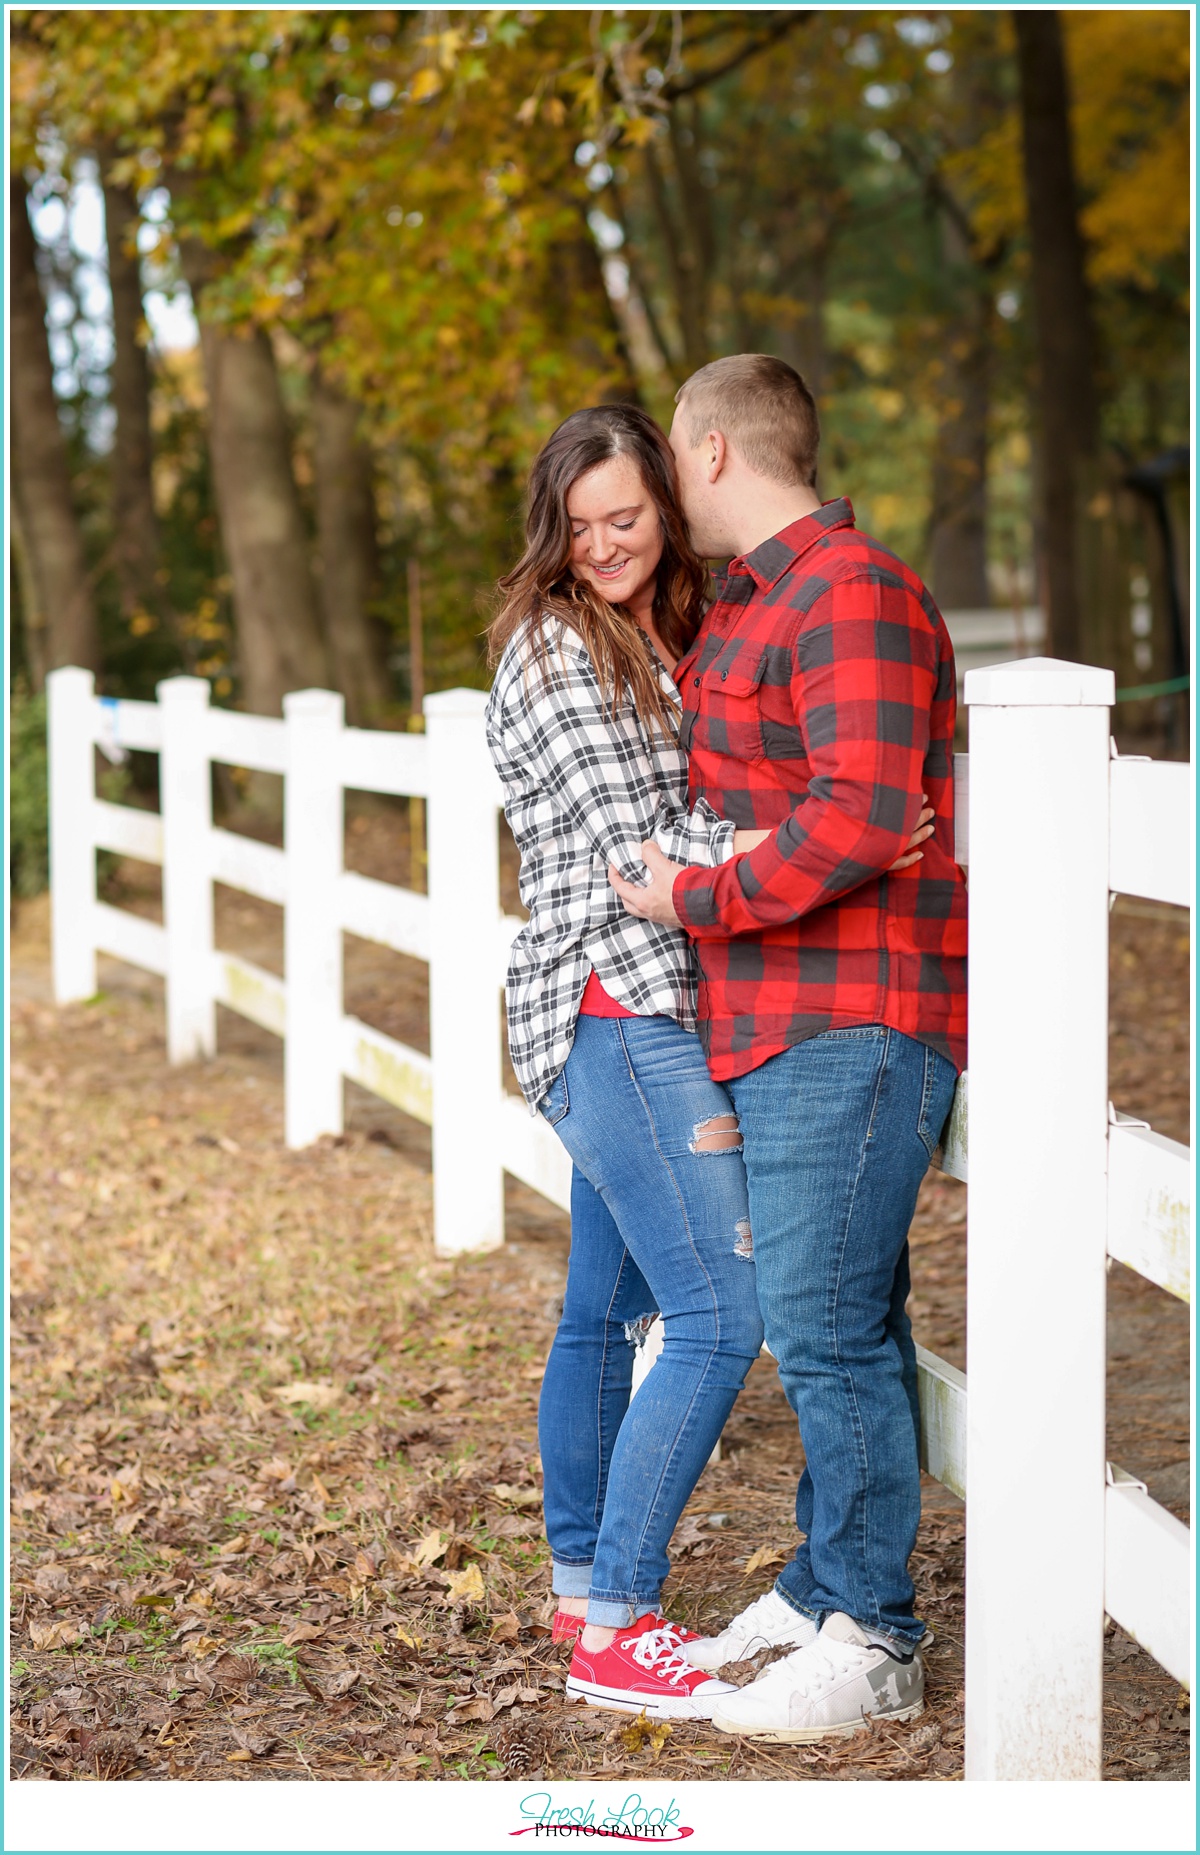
[537,1012,764,1626]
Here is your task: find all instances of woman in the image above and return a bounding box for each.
[485,406,929,1719]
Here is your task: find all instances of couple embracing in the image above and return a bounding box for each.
[484,355,967,1744]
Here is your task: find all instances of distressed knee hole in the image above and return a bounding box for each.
[690,1113,743,1154]
[624,1312,658,1348]
[733,1219,754,1260]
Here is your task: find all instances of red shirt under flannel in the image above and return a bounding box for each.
[672,498,967,1080]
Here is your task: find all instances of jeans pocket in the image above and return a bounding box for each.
[917,1047,955,1159]
[538,1068,570,1127]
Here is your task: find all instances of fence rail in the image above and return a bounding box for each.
[45,657,1192,1779]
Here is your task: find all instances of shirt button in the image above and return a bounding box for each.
[720,671,728,680]
[692,677,700,686]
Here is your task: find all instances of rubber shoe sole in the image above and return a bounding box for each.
[566,1673,728,1720]
[710,1697,924,1742]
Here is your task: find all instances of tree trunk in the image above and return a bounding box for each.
[9,174,100,674]
[546,212,642,404]
[11,502,48,690]
[311,378,392,726]
[1013,9,1100,660]
[642,139,709,374]
[178,238,329,717]
[102,171,164,629]
[928,219,992,611]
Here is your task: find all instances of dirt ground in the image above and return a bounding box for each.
[8,804,1191,1783]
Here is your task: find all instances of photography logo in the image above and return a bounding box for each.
[510,1791,694,1841]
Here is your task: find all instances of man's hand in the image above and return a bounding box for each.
[609,796,936,928]
[608,841,686,926]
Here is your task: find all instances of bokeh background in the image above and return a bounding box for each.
[8,13,1192,1788]
[10,7,1191,877]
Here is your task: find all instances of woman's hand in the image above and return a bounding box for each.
[891,798,935,872]
[732,799,935,869]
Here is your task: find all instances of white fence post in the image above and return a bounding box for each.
[284,688,345,1148]
[425,688,504,1256]
[47,666,98,1005]
[964,656,1114,1780]
[158,676,216,1063]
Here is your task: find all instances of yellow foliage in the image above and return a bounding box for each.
[1066,10,1190,287]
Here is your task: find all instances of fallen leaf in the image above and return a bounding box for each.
[283,1621,325,1645]
[29,1619,82,1652]
[618,1710,672,1757]
[182,1634,224,1660]
[411,1528,448,1569]
[447,1694,494,1723]
[492,1484,541,1508]
[219,1534,249,1557]
[743,1545,787,1577]
[324,1669,359,1697]
[353,1549,378,1583]
[439,1563,485,1607]
[231,1727,276,1757]
[227,1748,253,1762]
[489,1611,520,1642]
[276,1382,340,1409]
[311,1472,332,1504]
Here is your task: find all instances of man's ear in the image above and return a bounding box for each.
[706,431,728,483]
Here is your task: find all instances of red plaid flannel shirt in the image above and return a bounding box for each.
[672,498,967,1079]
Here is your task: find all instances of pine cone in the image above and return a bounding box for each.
[493,1718,543,1776]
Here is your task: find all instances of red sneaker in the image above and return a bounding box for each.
[554,1609,695,1647]
[566,1614,737,1719]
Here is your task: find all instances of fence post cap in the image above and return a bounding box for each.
[46,664,95,692]
[423,687,490,719]
[282,687,344,720]
[156,675,212,705]
[964,656,1115,708]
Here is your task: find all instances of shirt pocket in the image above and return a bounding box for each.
[706,656,768,763]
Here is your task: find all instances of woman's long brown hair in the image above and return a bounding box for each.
[488,405,708,735]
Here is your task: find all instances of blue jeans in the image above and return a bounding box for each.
[538,1013,764,1626]
[727,1025,957,1652]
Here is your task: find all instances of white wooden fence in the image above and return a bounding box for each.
[46,658,1191,1780]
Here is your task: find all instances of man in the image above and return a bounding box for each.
[609,353,967,1742]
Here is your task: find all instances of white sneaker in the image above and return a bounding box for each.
[685,1589,818,1671]
[710,1611,924,1742]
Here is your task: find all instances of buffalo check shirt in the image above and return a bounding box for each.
[671,498,968,1080]
[486,615,736,1110]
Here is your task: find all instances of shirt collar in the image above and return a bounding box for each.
[727,498,856,592]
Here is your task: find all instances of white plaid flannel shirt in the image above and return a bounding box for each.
[486,615,736,1110]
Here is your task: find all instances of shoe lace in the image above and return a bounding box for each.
[774,1639,868,1701]
[629,1626,697,1686]
[730,1592,781,1640]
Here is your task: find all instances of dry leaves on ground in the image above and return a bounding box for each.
[8,879,1189,1783]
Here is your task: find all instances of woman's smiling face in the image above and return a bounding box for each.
[566,454,664,618]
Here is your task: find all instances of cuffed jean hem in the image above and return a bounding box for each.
[586,1597,659,1628]
[551,1561,594,1599]
[773,1582,924,1654]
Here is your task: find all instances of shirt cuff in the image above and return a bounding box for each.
[672,863,722,935]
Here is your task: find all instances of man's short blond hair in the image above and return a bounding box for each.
[674,353,820,488]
